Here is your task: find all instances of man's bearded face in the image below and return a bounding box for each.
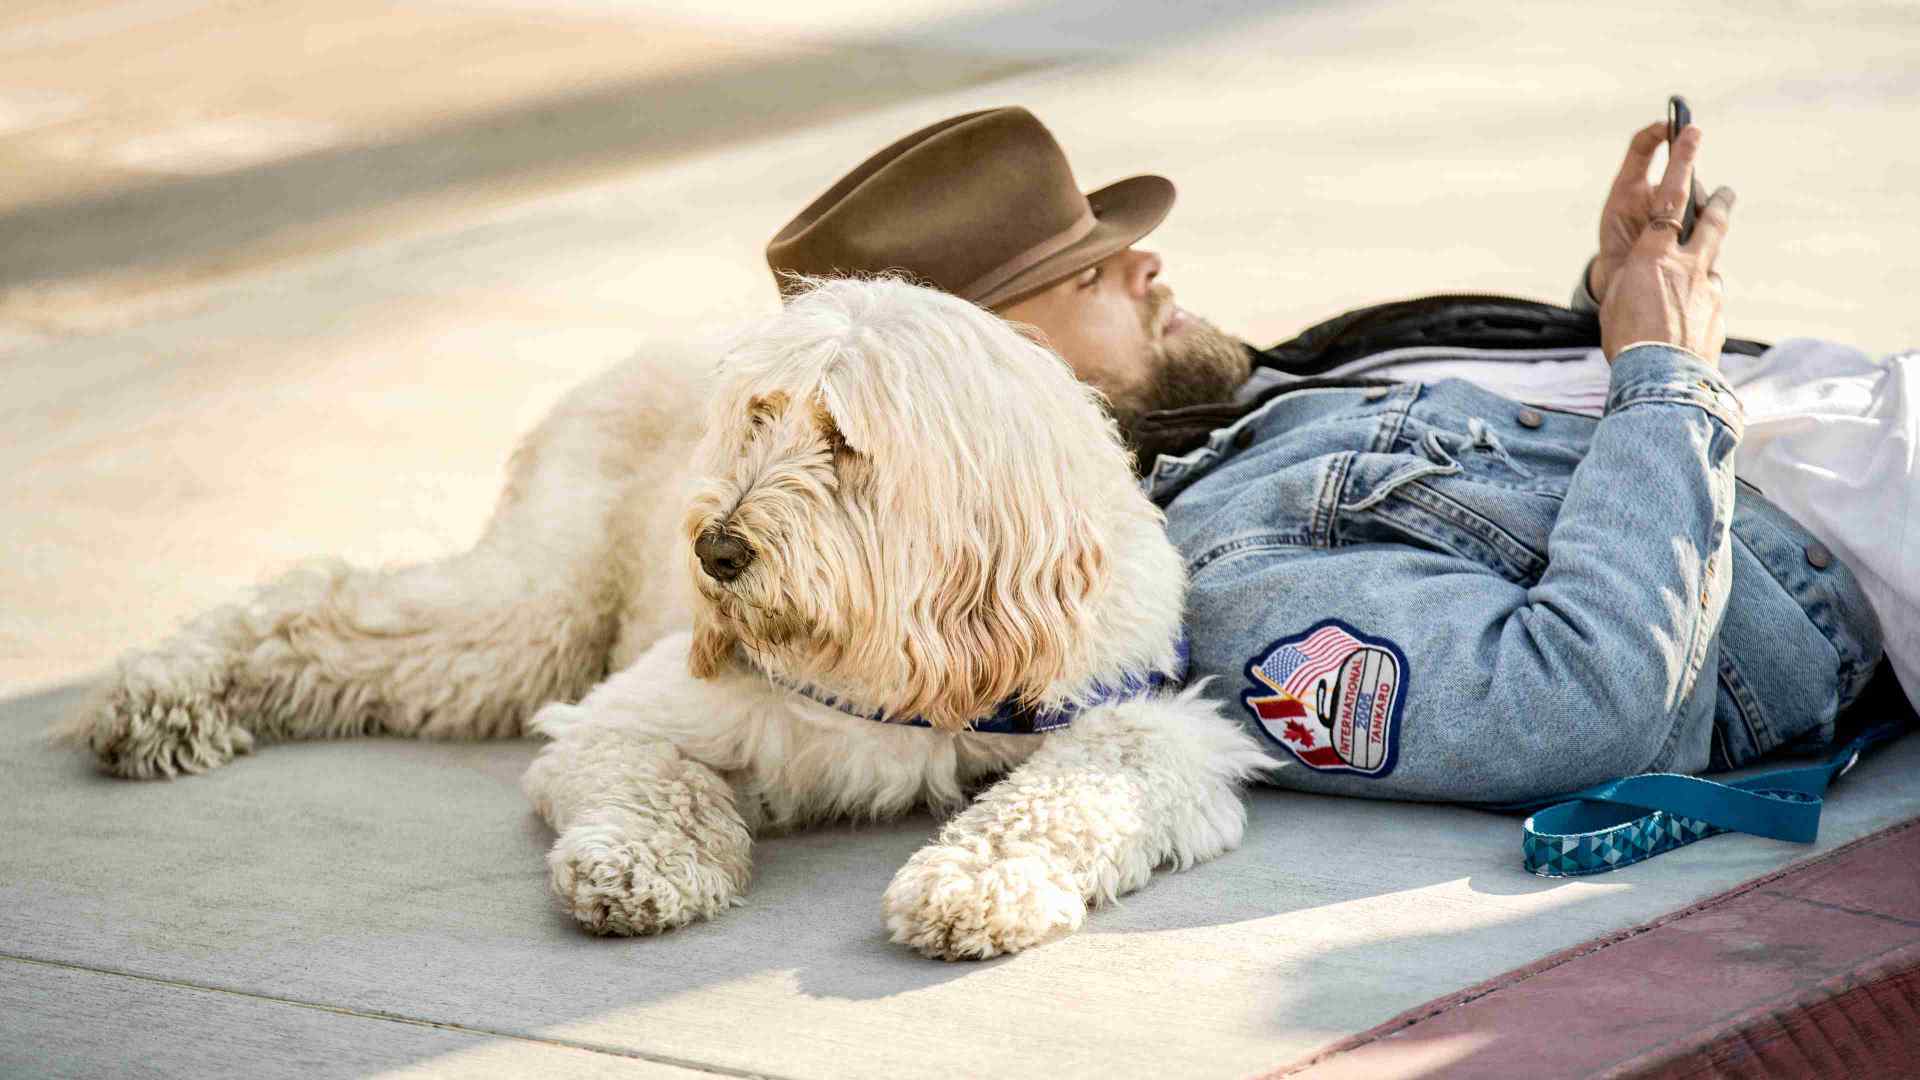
[995,247,1251,448]
[1110,283,1251,443]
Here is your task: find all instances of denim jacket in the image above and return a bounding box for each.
[1148,344,1883,804]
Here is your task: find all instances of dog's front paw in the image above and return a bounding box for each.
[883,840,1086,961]
[60,651,252,779]
[547,812,745,937]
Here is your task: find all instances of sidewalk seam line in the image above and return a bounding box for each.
[1753,890,1920,930]
[0,951,790,1080]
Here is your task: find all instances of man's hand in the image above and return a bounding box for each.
[1590,123,1667,304]
[1597,125,1736,364]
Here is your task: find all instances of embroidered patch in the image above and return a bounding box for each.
[1241,620,1407,777]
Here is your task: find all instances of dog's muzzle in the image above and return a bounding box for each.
[695,529,755,583]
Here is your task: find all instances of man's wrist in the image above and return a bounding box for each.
[1614,341,1710,363]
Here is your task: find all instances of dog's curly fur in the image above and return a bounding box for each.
[57,277,1270,959]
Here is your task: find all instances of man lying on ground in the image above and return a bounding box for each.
[766,107,1915,802]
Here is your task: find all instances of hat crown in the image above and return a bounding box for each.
[766,108,1171,308]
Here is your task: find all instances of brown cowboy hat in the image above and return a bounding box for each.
[766,107,1174,310]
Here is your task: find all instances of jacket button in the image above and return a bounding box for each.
[1232,427,1256,451]
[1365,386,1392,401]
[1806,542,1833,569]
[1517,409,1544,429]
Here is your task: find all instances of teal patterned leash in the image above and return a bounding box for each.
[1522,722,1904,877]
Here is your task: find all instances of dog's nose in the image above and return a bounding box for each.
[695,529,754,583]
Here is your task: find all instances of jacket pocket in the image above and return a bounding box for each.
[1335,452,1549,584]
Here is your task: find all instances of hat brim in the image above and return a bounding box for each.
[973,174,1176,309]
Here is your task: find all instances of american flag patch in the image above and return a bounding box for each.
[1241,620,1407,777]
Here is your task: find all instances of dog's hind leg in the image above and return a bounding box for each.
[882,689,1273,960]
[60,503,622,780]
[57,356,703,779]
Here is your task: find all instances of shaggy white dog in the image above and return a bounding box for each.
[59,278,1270,959]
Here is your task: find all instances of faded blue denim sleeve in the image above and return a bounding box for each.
[1189,345,1744,803]
[1506,343,1744,771]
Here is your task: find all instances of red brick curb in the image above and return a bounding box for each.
[1266,816,1920,1078]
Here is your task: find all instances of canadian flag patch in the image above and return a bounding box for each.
[1241,620,1407,777]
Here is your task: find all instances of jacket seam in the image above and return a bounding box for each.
[1717,648,1774,753]
[1728,515,1851,694]
[1188,534,1315,576]
[1335,513,1493,577]
[1370,390,1414,454]
[1666,476,1736,761]
[1314,451,1353,548]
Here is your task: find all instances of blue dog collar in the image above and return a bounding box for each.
[752,638,1190,734]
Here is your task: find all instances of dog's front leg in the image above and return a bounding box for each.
[519,635,762,937]
[883,691,1272,960]
[521,717,751,939]
[522,718,751,936]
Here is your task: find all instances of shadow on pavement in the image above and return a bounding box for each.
[0,0,1320,295]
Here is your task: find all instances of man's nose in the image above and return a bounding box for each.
[695,529,755,583]
[1125,249,1162,298]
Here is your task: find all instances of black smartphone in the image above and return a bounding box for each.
[1666,95,1707,244]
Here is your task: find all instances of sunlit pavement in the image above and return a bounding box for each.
[3,1,1918,1076]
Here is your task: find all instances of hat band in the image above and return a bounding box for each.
[958,208,1098,304]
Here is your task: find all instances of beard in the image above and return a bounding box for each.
[1108,285,1251,448]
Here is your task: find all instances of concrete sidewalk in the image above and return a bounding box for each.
[5,0,1919,1075]
[6,682,1918,1078]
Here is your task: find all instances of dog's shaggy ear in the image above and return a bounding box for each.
[892,459,1115,732]
[811,385,868,459]
[809,393,857,457]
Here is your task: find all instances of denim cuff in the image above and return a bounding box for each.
[1605,343,1744,437]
